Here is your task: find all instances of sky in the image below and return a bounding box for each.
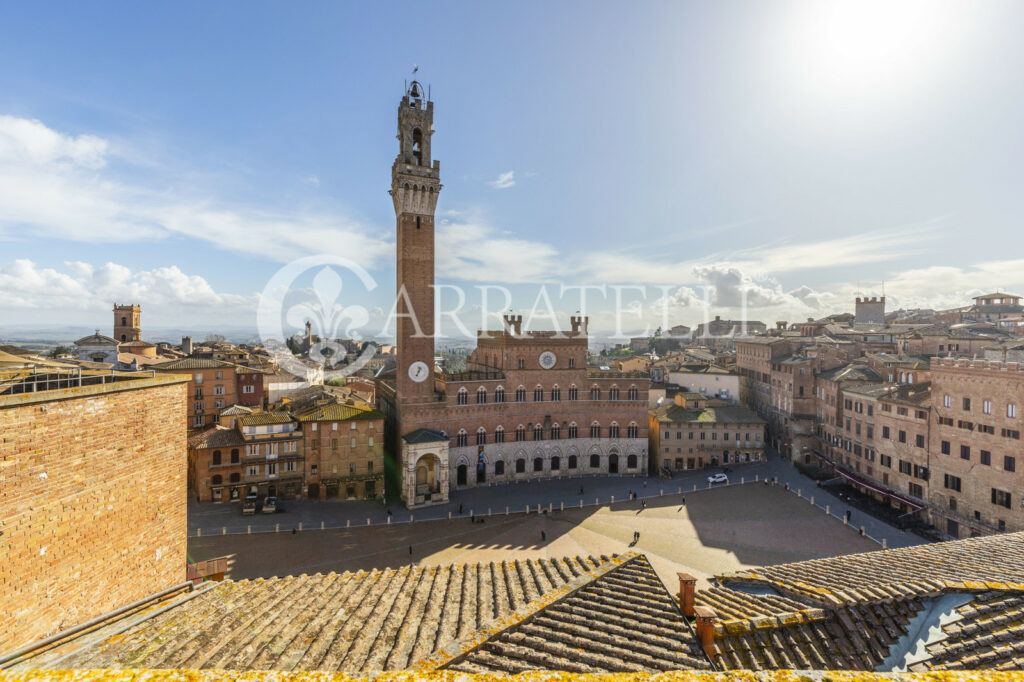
[2,0,1024,342]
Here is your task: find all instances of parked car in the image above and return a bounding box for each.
[707,473,729,485]
[242,495,258,515]
[262,496,277,514]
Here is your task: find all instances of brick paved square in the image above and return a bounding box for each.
[189,483,880,587]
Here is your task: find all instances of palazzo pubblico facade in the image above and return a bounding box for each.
[376,82,649,508]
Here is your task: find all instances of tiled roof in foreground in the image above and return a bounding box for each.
[7,534,1024,676]
[698,531,1024,673]
[444,555,711,674]
[19,556,613,673]
[4,671,1024,681]
[715,531,1024,605]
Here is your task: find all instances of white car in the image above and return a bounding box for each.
[707,473,729,485]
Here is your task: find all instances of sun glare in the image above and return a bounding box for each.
[766,0,984,129]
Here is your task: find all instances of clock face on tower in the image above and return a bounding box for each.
[538,351,557,370]
[408,361,430,383]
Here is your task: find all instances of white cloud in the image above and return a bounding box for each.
[0,115,108,169]
[0,116,392,268]
[488,170,516,189]
[0,258,254,314]
[436,215,559,284]
[304,175,320,187]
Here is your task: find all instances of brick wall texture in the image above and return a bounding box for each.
[0,378,188,651]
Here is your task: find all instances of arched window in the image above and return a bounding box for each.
[533,387,544,401]
[229,472,240,483]
[212,474,222,485]
[456,429,468,447]
[551,423,561,439]
[568,455,578,469]
[533,424,544,440]
[908,373,914,384]
[609,422,620,439]
[568,385,578,401]
[516,458,526,473]
[533,457,543,472]
[212,450,222,466]
[516,386,526,402]
[230,448,239,463]
[627,422,639,439]
[515,425,526,442]
[628,386,639,401]
[590,422,601,438]
[495,425,505,443]
[457,387,468,405]
[121,316,127,326]
[476,427,487,445]
[495,460,505,475]
[551,385,561,401]
[477,387,487,404]
[568,422,578,439]
[495,387,505,403]
[551,456,560,470]
[590,454,601,468]
[627,454,638,469]
[412,128,423,165]
[590,386,601,400]
[609,386,620,400]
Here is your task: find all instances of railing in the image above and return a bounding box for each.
[1,367,158,396]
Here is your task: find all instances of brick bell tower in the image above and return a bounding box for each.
[113,303,141,343]
[391,80,441,405]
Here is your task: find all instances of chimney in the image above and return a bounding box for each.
[693,605,718,661]
[677,572,697,617]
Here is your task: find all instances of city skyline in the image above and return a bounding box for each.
[3,1,1024,334]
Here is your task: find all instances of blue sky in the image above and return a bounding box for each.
[2,1,1024,339]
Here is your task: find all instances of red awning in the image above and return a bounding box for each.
[832,466,925,511]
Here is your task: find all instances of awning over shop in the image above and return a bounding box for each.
[832,465,925,511]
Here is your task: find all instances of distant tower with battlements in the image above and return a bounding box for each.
[113,304,141,343]
[855,296,886,325]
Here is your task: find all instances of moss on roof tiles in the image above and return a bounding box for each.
[237,411,294,426]
[293,402,383,422]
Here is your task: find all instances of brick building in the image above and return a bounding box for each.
[151,357,244,430]
[830,382,932,512]
[376,83,648,508]
[807,355,1024,540]
[929,357,1024,537]
[813,360,882,469]
[0,369,188,651]
[235,364,267,409]
[294,401,385,501]
[649,392,766,473]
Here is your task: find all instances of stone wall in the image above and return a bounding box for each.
[0,375,188,651]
